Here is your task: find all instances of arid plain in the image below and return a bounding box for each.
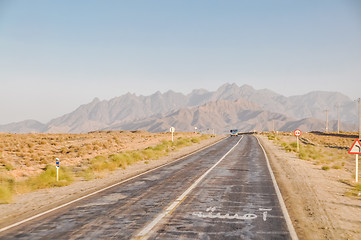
[1,131,360,239]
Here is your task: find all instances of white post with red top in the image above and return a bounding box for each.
[294,129,301,152]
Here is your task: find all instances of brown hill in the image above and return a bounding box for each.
[104,99,332,133]
[0,83,356,133]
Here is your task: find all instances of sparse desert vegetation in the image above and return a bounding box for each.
[260,131,361,239]
[265,131,361,196]
[0,131,211,203]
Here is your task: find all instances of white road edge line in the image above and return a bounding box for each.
[135,136,244,239]
[255,136,299,240]
[0,136,227,234]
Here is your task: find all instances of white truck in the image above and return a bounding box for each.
[230,129,238,136]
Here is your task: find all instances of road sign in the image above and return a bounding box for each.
[294,129,301,152]
[348,139,361,183]
[170,127,175,142]
[56,158,59,181]
[348,139,361,154]
[294,129,301,137]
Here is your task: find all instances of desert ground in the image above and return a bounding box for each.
[259,131,361,240]
[0,131,201,180]
[0,131,224,228]
[1,131,360,239]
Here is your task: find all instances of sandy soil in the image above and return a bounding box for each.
[258,135,361,240]
[0,131,201,179]
[0,135,225,229]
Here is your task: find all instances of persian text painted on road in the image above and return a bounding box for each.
[192,207,272,221]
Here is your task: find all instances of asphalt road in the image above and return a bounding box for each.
[0,135,295,240]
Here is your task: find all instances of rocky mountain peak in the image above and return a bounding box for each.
[0,83,356,133]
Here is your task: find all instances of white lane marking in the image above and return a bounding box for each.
[0,136,227,234]
[135,136,244,238]
[256,136,299,240]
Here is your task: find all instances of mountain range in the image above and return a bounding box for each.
[0,83,357,134]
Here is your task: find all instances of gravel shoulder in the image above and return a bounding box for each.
[0,135,225,229]
[258,135,361,240]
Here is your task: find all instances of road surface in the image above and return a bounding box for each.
[0,135,296,239]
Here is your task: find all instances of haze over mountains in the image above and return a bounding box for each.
[0,83,357,134]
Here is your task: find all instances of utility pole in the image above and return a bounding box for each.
[273,120,277,139]
[325,109,329,133]
[358,98,361,139]
[336,104,340,134]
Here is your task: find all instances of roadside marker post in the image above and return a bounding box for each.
[294,129,301,152]
[348,139,361,182]
[56,158,59,181]
[170,127,175,142]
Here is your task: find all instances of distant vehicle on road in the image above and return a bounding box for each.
[230,129,238,136]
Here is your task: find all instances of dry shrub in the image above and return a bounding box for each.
[0,173,14,204]
[0,132,209,196]
[24,165,74,190]
[321,165,330,171]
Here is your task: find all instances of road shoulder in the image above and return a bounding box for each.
[258,135,361,240]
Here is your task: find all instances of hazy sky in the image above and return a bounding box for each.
[0,0,360,124]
